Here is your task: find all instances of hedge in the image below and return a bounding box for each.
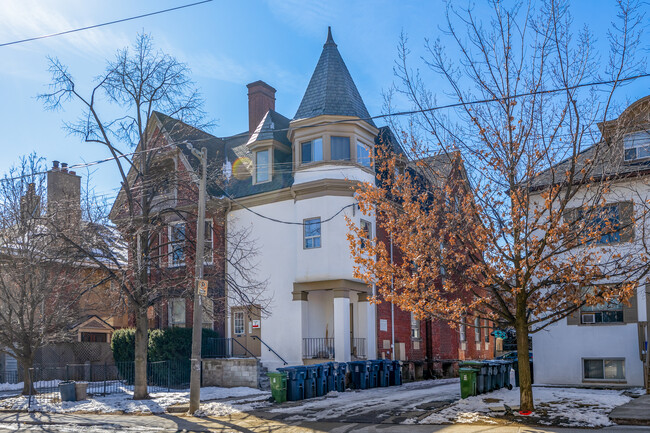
[111,327,221,363]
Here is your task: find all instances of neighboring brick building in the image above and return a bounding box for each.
[373,150,494,377]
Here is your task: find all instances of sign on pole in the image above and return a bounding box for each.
[198,279,208,297]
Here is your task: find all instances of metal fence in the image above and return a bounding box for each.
[303,338,335,359]
[0,359,192,409]
[351,338,367,359]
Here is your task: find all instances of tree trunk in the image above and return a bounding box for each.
[515,318,534,411]
[20,357,35,396]
[133,307,149,400]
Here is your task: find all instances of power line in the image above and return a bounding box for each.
[235,73,650,135]
[0,0,214,48]
[223,190,358,226]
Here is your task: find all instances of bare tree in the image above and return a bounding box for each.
[0,155,106,394]
[349,0,646,410]
[40,33,268,399]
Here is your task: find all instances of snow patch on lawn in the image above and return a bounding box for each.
[418,386,631,427]
[0,386,269,414]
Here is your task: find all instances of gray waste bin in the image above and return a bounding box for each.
[58,381,76,402]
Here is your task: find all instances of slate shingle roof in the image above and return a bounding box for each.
[294,27,376,128]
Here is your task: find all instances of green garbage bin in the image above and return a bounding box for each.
[459,367,478,399]
[267,372,287,403]
[460,361,486,394]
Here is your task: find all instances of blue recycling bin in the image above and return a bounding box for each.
[390,360,402,386]
[323,363,335,393]
[314,364,327,397]
[333,362,347,392]
[349,361,370,389]
[304,365,318,399]
[369,360,383,388]
[378,360,390,387]
[278,366,306,401]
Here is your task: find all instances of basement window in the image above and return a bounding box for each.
[583,358,625,381]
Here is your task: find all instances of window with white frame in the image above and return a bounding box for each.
[459,317,466,342]
[168,222,185,267]
[411,313,420,339]
[304,217,321,249]
[301,138,323,164]
[484,319,490,343]
[204,219,213,264]
[233,311,245,335]
[474,318,481,342]
[623,131,650,161]
[255,149,270,183]
[583,358,625,380]
[331,136,351,161]
[357,141,372,168]
[360,219,372,249]
[169,298,186,327]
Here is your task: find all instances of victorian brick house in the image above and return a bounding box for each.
[110,27,494,372]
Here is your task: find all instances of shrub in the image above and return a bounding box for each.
[110,327,222,362]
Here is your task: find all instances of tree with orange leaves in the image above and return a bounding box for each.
[348,0,647,411]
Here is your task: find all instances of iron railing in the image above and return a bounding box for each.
[203,338,258,359]
[20,359,191,409]
[251,336,287,365]
[351,338,367,359]
[303,338,335,359]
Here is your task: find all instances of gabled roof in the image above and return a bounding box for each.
[294,27,375,127]
[245,110,291,147]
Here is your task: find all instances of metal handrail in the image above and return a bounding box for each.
[231,338,258,359]
[251,335,288,365]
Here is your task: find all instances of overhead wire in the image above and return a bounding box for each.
[0,0,214,48]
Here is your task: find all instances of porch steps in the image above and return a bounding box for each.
[258,361,270,391]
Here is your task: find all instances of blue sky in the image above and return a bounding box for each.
[0,0,648,201]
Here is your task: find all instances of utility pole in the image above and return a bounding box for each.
[188,143,207,414]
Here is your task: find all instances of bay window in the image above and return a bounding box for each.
[301,138,323,164]
[331,136,351,161]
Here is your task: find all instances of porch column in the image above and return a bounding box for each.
[358,292,377,359]
[333,289,351,362]
[293,291,309,361]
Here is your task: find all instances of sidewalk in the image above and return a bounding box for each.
[0,411,649,432]
[609,394,650,425]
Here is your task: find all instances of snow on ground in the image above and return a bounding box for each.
[267,378,460,423]
[0,386,269,414]
[417,386,632,427]
[0,380,60,392]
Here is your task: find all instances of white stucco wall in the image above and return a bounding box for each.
[530,179,650,387]
[227,174,376,371]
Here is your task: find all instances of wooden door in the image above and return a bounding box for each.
[231,305,261,357]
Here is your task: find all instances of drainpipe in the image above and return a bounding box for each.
[390,233,395,361]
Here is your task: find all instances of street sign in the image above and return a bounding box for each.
[198,279,208,297]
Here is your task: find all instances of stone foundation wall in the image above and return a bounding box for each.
[202,359,259,388]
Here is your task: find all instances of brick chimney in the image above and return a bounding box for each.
[47,160,81,230]
[247,81,276,137]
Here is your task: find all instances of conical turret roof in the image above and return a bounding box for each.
[294,27,375,127]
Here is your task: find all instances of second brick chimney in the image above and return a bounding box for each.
[247,81,276,137]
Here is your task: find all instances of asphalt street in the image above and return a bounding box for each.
[0,412,649,433]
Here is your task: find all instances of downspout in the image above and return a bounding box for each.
[390,232,395,361]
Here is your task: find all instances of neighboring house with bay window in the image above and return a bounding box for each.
[531,96,650,387]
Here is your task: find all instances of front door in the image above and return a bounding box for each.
[231,305,261,357]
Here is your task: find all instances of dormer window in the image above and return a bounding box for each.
[301,138,323,164]
[255,149,270,183]
[331,136,351,161]
[357,141,372,168]
[623,131,650,161]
